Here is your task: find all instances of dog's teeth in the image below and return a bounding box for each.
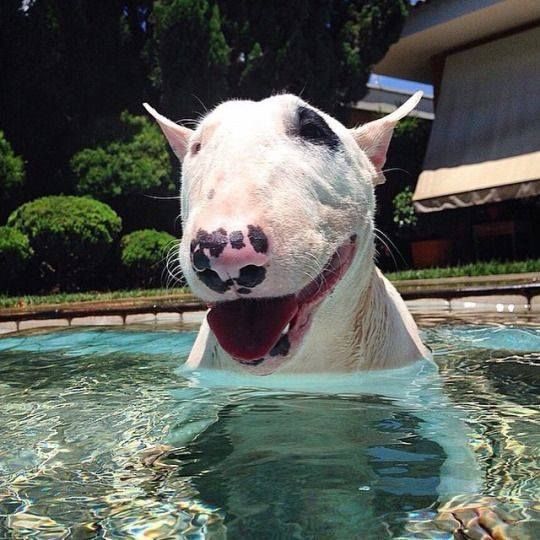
[282,323,290,335]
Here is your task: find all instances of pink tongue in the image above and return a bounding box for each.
[207,296,298,362]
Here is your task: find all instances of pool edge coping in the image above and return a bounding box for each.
[1,273,540,334]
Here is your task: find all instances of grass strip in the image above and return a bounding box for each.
[0,287,189,309]
[386,259,540,281]
[1,259,539,309]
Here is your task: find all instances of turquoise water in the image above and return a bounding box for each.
[0,323,538,538]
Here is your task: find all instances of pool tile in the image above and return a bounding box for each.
[450,295,529,313]
[0,321,18,334]
[406,298,450,313]
[530,295,540,312]
[182,311,207,324]
[70,315,124,326]
[125,313,157,324]
[19,318,70,331]
[155,312,182,322]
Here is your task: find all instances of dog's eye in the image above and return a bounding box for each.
[296,107,340,150]
[191,142,202,155]
[300,121,326,141]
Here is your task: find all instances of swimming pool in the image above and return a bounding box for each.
[0,321,538,538]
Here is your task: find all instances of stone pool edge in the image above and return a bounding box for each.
[1,273,539,335]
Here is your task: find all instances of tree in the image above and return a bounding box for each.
[374,116,431,270]
[0,0,155,201]
[150,1,408,117]
[150,0,230,122]
[220,0,409,111]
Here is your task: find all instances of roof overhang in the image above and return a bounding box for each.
[375,0,540,83]
[350,84,434,120]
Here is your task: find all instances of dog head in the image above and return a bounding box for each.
[145,92,421,371]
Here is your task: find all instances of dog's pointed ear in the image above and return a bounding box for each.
[350,91,423,184]
[143,103,194,161]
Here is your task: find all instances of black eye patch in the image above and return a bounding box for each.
[294,106,341,150]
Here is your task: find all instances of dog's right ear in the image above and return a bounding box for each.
[350,91,423,184]
[143,103,193,161]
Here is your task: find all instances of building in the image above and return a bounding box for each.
[348,79,434,125]
[374,0,540,266]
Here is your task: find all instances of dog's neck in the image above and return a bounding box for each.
[285,246,429,372]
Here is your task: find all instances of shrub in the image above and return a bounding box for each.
[0,131,25,219]
[393,186,417,230]
[71,112,173,200]
[121,229,177,288]
[0,131,25,196]
[8,196,122,291]
[0,226,33,292]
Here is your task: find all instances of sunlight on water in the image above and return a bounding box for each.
[0,324,538,538]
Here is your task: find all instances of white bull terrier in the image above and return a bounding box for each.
[144,93,429,375]
[140,96,520,538]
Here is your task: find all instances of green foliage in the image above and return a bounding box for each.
[72,112,173,200]
[387,259,540,281]
[376,116,431,242]
[121,229,177,287]
[152,0,409,118]
[0,131,25,198]
[0,226,33,293]
[0,0,415,293]
[337,0,409,104]
[393,186,417,229]
[151,0,230,119]
[8,196,122,291]
[389,116,432,180]
[0,1,153,201]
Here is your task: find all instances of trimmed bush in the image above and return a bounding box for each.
[121,229,177,288]
[71,112,173,200]
[0,131,25,220]
[0,226,33,292]
[8,196,122,291]
[0,131,25,196]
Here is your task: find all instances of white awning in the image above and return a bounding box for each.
[413,26,540,212]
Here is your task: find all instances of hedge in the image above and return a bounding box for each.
[8,196,122,291]
[0,226,33,292]
[121,229,177,288]
[0,131,25,198]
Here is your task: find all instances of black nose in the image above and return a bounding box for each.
[235,265,266,288]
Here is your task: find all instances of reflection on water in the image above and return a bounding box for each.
[0,324,538,538]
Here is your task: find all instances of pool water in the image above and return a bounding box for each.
[0,323,538,539]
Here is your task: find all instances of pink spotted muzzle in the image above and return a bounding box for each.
[190,225,269,295]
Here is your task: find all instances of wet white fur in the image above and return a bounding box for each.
[144,93,430,373]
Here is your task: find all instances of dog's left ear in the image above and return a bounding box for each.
[143,103,194,161]
[350,91,423,184]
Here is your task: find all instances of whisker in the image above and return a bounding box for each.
[374,228,406,269]
[143,194,181,201]
[380,167,412,177]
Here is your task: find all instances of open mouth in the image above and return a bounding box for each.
[206,235,357,373]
